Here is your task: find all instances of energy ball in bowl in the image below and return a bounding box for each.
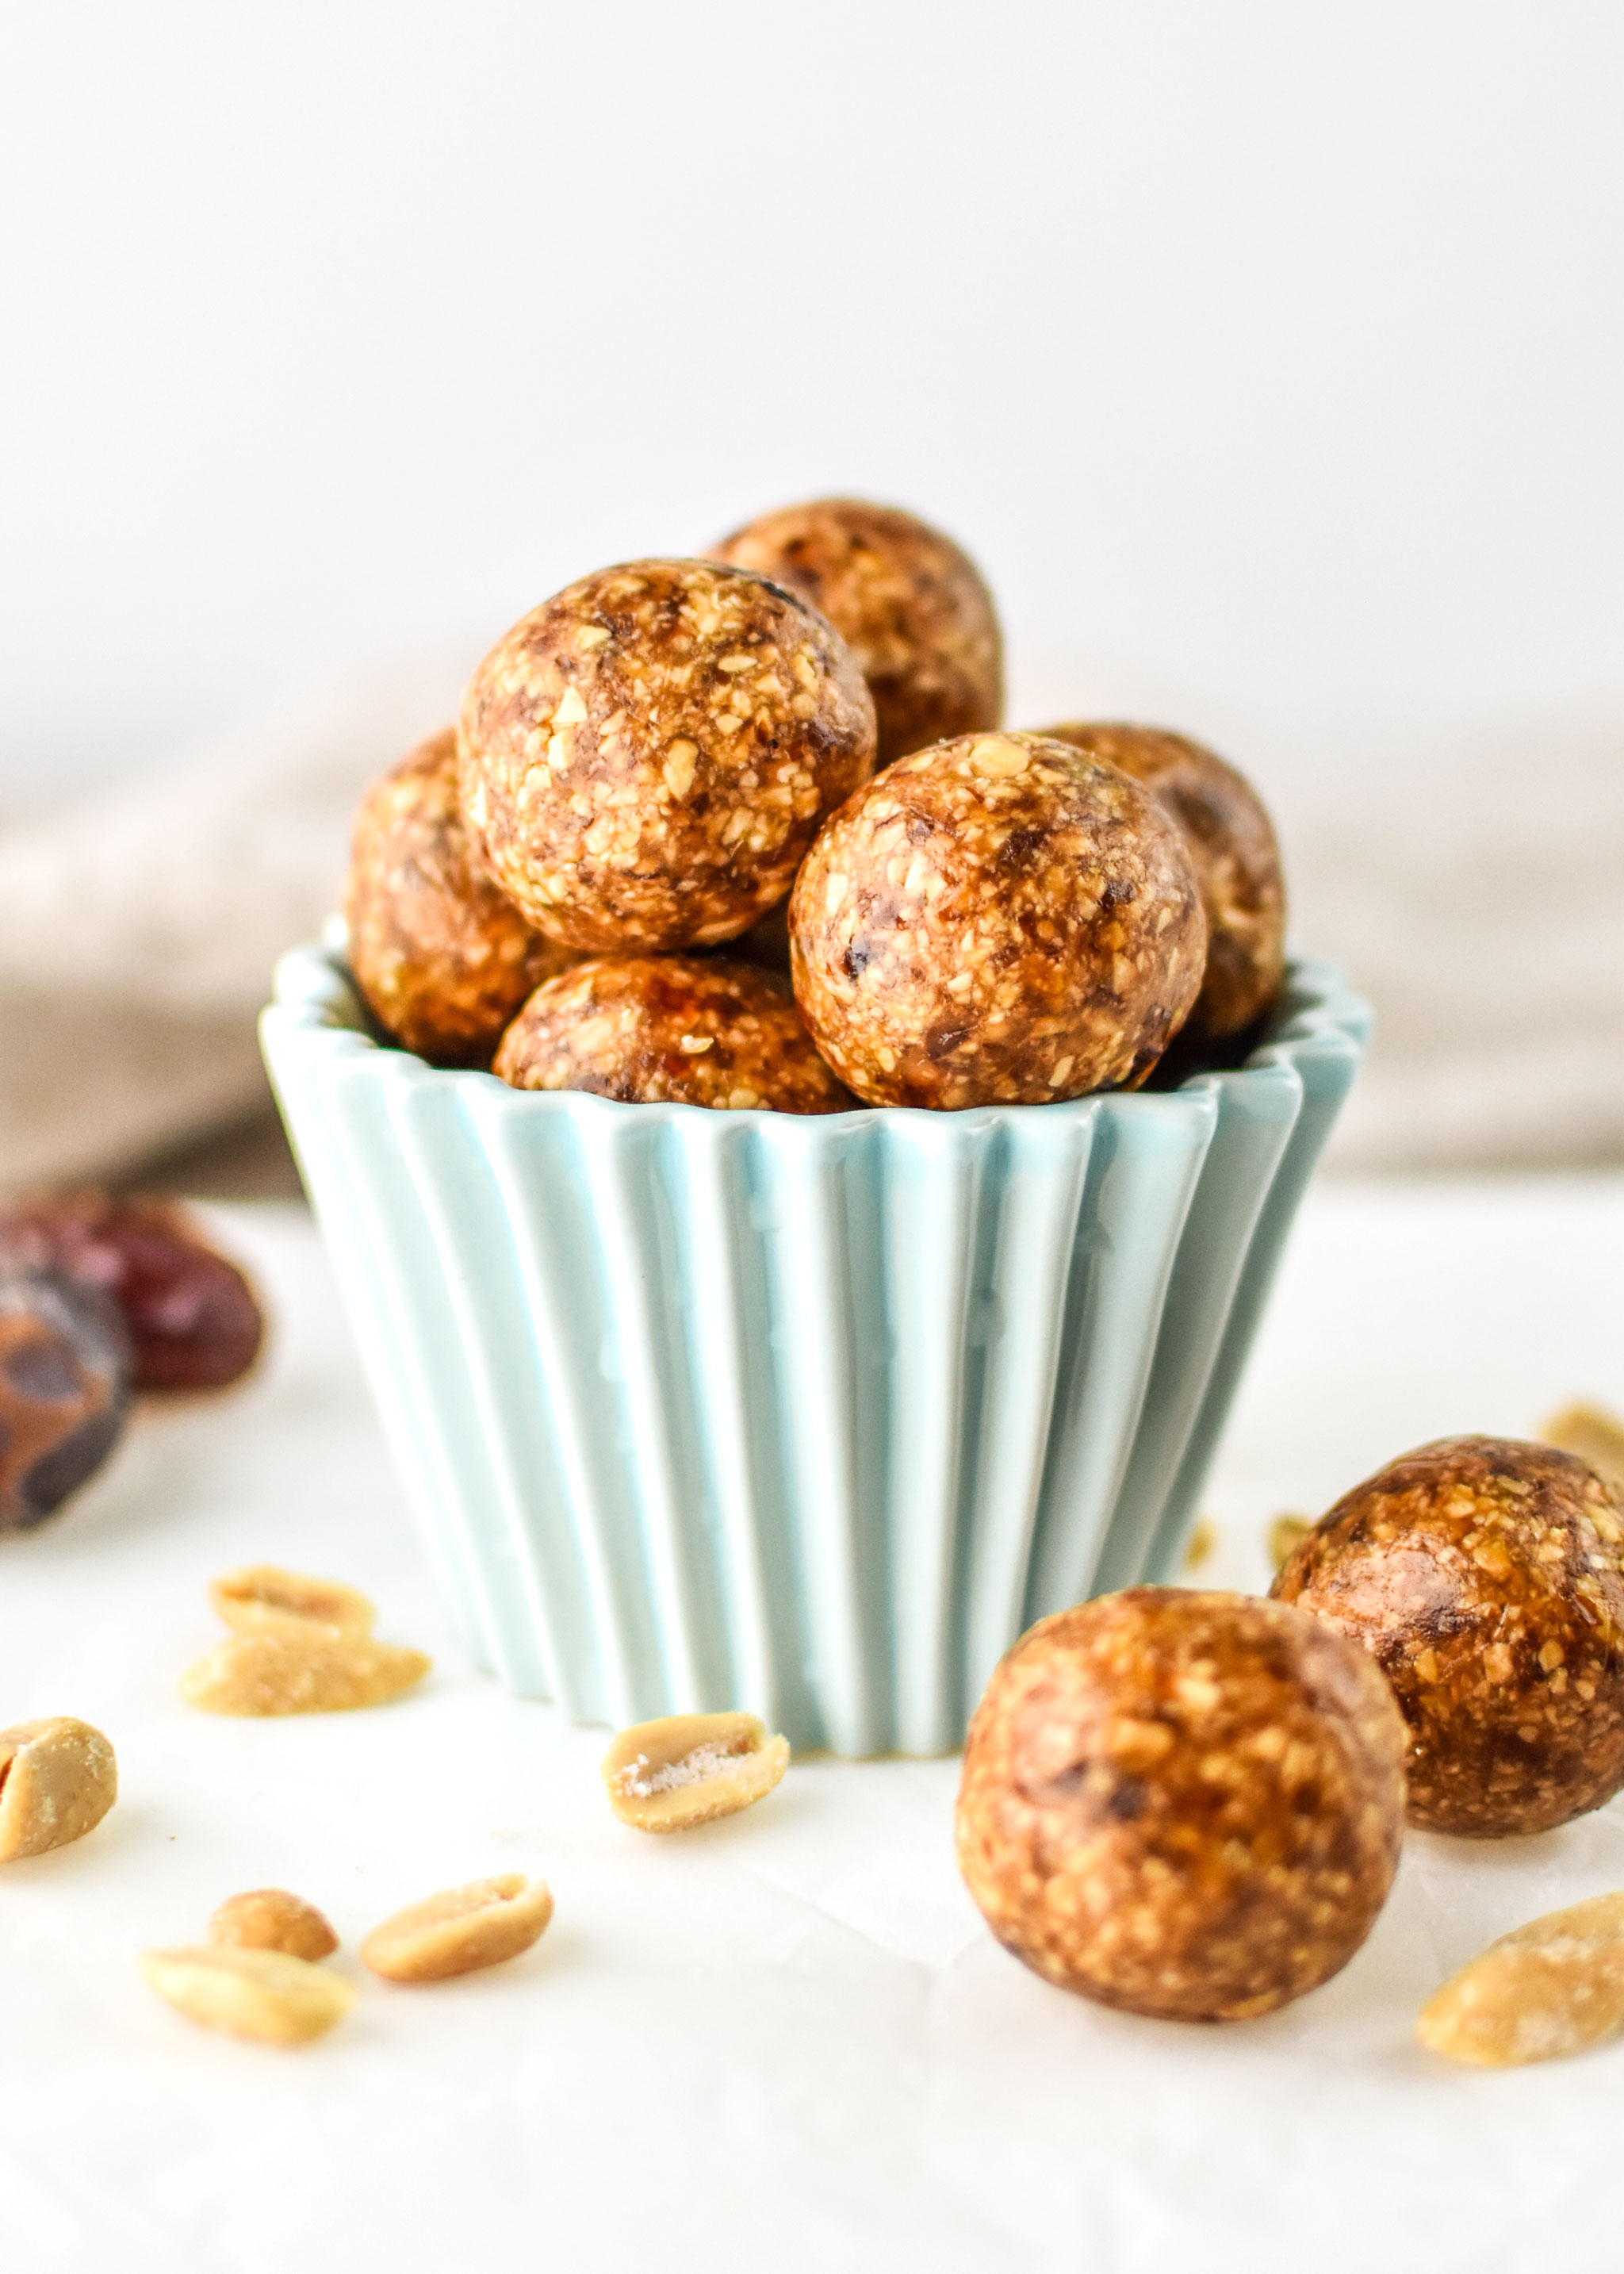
[956,1589,1407,2023]
[712,498,1002,768]
[459,560,876,953]
[1037,723,1285,1041]
[344,729,574,1067]
[494,956,852,1115]
[790,731,1206,1109]
[1273,1436,1624,1839]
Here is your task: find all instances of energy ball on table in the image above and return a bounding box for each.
[345,728,573,1066]
[459,560,875,953]
[956,1589,1407,2023]
[0,1273,130,1530]
[1036,723,1285,1041]
[1273,1436,1624,1839]
[790,732,1206,1109]
[712,497,1002,768]
[494,956,851,1115]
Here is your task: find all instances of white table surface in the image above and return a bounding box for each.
[3,1176,1623,2274]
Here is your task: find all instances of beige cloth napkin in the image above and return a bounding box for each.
[1,688,1619,1191]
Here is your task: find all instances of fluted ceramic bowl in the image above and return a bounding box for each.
[262,932,1367,1754]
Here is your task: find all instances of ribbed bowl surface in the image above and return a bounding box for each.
[262,940,1367,1754]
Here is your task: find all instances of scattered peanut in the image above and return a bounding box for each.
[1267,1513,1313,1571]
[1542,1402,1624,1490]
[0,1716,117,1862]
[1418,1892,1624,2067]
[179,1632,430,1716]
[209,1888,339,1962]
[209,1565,375,1640]
[1181,1516,1216,1571]
[141,1945,355,2046]
[361,1874,553,1984]
[601,1710,790,1831]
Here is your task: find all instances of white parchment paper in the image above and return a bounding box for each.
[1,1179,1622,2273]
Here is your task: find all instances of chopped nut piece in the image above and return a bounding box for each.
[0,1716,117,1862]
[1542,1402,1624,1490]
[179,1632,430,1716]
[209,1889,339,1962]
[1267,1513,1313,1570]
[209,1565,376,1641]
[601,1711,790,1832]
[141,1945,355,2046]
[1418,1893,1624,2066]
[361,1873,553,1983]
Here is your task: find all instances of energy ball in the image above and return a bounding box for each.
[711,497,1002,768]
[1273,1436,1624,1839]
[345,728,573,1066]
[458,560,875,953]
[956,1589,1407,2023]
[1037,723,1286,1041]
[0,1272,130,1530]
[790,731,1206,1109]
[493,956,851,1115]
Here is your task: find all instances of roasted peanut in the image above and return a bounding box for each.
[0,1716,117,1862]
[1542,1402,1624,1490]
[209,1889,339,1962]
[601,1711,790,1831]
[1267,1513,1312,1571]
[179,1632,430,1716]
[209,1565,375,1640]
[1418,1892,1624,2067]
[361,1874,553,1983]
[141,1945,355,2046]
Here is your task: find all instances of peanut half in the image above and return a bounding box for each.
[209,1888,339,1962]
[209,1565,376,1640]
[361,1874,553,1984]
[0,1716,117,1862]
[601,1710,790,1832]
[1267,1513,1313,1571]
[180,1632,431,1716]
[1542,1402,1624,1491]
[1418,1891,1624,2066]
[141,1945,355,2046]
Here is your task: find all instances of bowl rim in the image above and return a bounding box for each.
[264,922,1369,1135]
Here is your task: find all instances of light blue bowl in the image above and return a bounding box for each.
[262,939,1367,1754]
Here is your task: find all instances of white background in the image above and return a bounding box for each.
[2,1,1621,813]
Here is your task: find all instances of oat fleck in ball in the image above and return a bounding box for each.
[956,1589,1407,2023]
[458,560,876,953]
[1273,1436,1624,1838]
[790,732,1206,1109]
[344,728,573,1066]
[494,957,851,1115]
[712,498,1002,767]
[1037,723,1286,1041]
[0,1273,130,1530]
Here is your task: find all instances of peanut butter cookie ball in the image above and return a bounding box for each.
[790,732,1206,1109]
[1273,1436,1624,1839]
[1038,723,1285,1041]
[345,730,573,1066]
[956,1589,1407,2023]
[713,498,1002,767]
[493,956,851,1115]
[458,561,875,953]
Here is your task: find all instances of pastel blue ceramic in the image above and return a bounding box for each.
[262,936,1367,1754]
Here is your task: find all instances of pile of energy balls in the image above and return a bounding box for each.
[343,499,1287,1112]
